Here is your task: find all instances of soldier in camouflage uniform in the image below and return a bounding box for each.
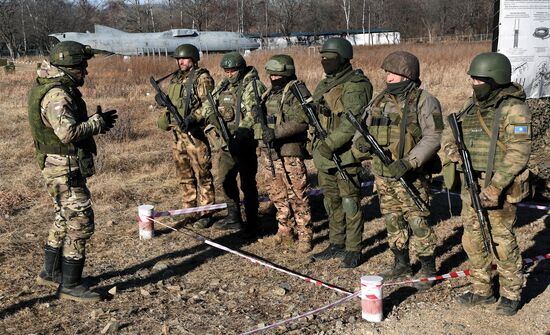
[442,52,531,315]
[310,38,373,268]
[157,44,215,229]
[30,41,118,302]
[255,54,313,253]
[205,52,266,237]
[352,51,443,289]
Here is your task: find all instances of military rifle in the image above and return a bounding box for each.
[448,113,491,252]
[206,91,231,146]
[290,81,349,182]
[150,75,188,133]
[346,111,429,212]
[252,79,276,178]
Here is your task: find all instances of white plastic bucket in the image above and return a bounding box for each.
[361,275,383,322]
[138,204,155,240]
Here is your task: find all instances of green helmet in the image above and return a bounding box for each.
[320,38,353,60]
[50,41,94,67]
[173,44,200,62]
[467,52,511,85]
[381,51,420,81]
[265,54,295,77]
[220,52,246,69]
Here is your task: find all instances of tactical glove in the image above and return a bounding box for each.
[262,126,276,144]
[480,184,500,208]
[315,140,333,160]
[443,142,461,163]
[353,137,371,153]
[388,158,412,179]
[96,106,118,133]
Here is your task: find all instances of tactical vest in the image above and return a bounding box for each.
[216,73,256,134]
[460,102,507,172]
[28,79,97,177]
[167,68,208,118]
[369,88,424,177]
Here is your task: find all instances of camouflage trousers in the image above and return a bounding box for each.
[173,132,215,217]
[375,175,437,257]
[42,155,94,260]
[318,168,362,252]
[461,182,523,301]
[258,151,312,242]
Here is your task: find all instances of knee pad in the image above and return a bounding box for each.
[384,213,404,233]
[409,217,430,238]
[342,197,359,217]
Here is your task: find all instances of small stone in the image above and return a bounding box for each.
[335,320,343,328]
[210,279,221,286]
[272,287,286,296]
[90,308,103,319]
[248,288,255,294]
[152,262,169,272]
[348,315,357,323]
[108,286,117,295]
[166,285,181,292]
[106,220,114,226]
[101,320,119,334]
[25,233,36,238]
[140,288,151,297]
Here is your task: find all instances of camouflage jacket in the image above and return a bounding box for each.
[28,60,102,176]
[360,86,443,177]
[312,64,373,172]
[206,66,266,135]
[256,80,309,158]
[157,66,214,135]
[441,83,531,192]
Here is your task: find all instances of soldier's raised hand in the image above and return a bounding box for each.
[96,106,118,133]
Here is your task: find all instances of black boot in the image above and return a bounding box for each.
[380,248,412,280]
[242,205,259,239]
[414,255,436,290]
[457,292,496,306]
[58,258,101,302]
[340,251,362,268]
[495,297,520,316]
[313,244,345,260]
[213,205,243,230]
[36,245,62,288]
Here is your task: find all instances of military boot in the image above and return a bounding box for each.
[380,248,412,280]
[193,216,212,229]
[456,292,496,306]
[313,244,345,260]
[242,205,259,239]
[413,255,436,290]
[340,251,362,268]
[213,205,243,230]
[36,245,62,288]
[58,258,101,302]
[495,297,520,316]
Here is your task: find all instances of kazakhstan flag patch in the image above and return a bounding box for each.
[513,125,528,134]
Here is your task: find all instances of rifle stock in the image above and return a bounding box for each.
[447,112,491,252]
[346,111,429,212]
[290,81,349,182]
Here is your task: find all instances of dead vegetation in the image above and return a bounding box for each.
[0,42,548,335]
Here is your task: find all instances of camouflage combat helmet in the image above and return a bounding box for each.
[50,41,94,67]
[467,52,511,85]
[381,51,420,81]
[220,52,246,69]
[320,38,353,60]
[265,54,295,77]
[173,44,200,62]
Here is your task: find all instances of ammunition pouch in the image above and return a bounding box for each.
[204,124,224,151]
[506,169,531,203]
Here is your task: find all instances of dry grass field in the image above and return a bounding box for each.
[0,41,548,335]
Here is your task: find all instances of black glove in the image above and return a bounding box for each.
[235,127,253,143]
[96,106,118,133]
[251,105,263,123]
[182,115,196,131]
[262,126,276,144]
[155,93,167,107]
